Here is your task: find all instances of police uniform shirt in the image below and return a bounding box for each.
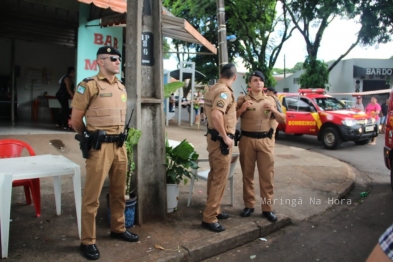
[237,93,277,132]
[71,73,127,134]
[204,80,236,134]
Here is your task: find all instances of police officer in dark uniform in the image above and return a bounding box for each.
[71,46,138,260]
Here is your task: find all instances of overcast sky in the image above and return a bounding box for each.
[275,17,393,69]
[164,17,393,72]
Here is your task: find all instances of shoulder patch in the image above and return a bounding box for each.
[83,77,94,82]
[77,85,86,94]
[217,100,225,108]
[220,93,228,99]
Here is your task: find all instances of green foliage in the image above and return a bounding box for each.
[163,82,185,98]
[163,0,294,84]
[125,128,142,195]
[298,57,330,90]
[165,139,199,185]
[163,38,171,60]
[281,0,393,72]
[358,0,392,46]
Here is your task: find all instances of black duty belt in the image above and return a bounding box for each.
[241,130,269,139]
[102,135,121,143]
[207,128,234,139]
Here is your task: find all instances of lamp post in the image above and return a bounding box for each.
[217,0,228,71]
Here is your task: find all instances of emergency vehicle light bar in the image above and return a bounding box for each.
[298,89,326,95]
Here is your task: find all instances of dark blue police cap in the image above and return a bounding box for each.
[250,70,265,82]
[97,46,121,57]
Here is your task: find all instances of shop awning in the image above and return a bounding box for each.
[170,69,206,82]
[78,0,126,13]
[77,0,217,54]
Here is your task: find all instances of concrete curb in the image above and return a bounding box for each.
[332,163,356,199]
[141,215,292,262]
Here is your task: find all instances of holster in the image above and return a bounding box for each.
[267,128,274,139]
[117,132,127,147]
[209,128,231,155]
[91,130,106,150]
[75,131,92,159]
[234,129,241,146]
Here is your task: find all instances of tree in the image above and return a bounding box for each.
[291,62,303,73]
[298,57,329,89]
[280,0,392,73]
[163,0,296,87]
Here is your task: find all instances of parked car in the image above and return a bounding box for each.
[383,89,393,190]
[276,89,378,149]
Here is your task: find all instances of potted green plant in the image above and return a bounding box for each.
[107,128,142,228]
[165,138,199,213]
[125,128,142,198]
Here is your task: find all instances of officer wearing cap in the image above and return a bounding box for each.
[201,63,237,233]
[71,46,138,260]
[236,70,286,222]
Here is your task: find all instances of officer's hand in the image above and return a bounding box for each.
[224,136,233,149]
[263,100,274,111]
[241,100,253,111]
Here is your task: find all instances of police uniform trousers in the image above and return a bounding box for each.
[82,142,127,245]
[239,135,275,212]
[202,135,233,223]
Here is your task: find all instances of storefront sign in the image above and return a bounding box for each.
[353,65,393,77]
[366,68,393,76]
[142,32,154,66]
[77,5,123,83]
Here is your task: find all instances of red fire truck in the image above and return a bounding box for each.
[383,89,393,190]
[276,89,379,149]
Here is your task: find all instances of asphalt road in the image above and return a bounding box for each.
[204,134,393,262]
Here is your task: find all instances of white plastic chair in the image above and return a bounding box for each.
[187,153,239,207]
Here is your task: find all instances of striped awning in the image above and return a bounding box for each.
[78,0,126,13]
[77,0,217,54]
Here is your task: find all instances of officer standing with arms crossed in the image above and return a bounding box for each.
[202,63,237,232]
[236,71,286,222]
[71,46,139,260]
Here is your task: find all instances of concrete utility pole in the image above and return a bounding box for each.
[126,0,166,223]
[216,0,228,71]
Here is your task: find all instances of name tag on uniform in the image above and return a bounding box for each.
[100,93,113,97]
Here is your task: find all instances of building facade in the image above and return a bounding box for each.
[275,58,393,105]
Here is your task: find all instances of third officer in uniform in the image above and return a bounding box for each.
[71,46,138,260]
[236,71,285,222]
[202,63,237,232]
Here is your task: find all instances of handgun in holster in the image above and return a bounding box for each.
[267,128,274,139]
[210,129,230,155]
[91,130,106,150]
[234,129,241,146]
[117,132,126,147]
[75,131,92,159]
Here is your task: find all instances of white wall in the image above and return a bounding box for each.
[232,72,248,99]
[276,58,393,96]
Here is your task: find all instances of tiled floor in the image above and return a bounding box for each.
[0,119,73,135]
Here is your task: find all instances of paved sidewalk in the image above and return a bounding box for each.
[0,123,355,261]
